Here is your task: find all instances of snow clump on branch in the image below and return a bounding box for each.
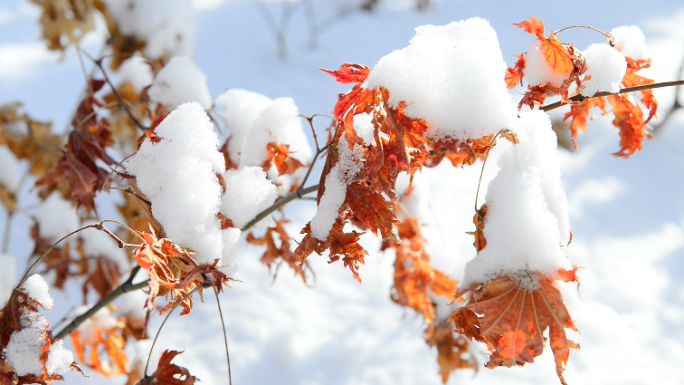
[581,43,627,97]
[610,25,649,60]
[365,17,517,140]
[148,56,212,110]
[462,111,572,288]
[127,102,237,266]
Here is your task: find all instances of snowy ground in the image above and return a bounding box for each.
[2,0,684,384]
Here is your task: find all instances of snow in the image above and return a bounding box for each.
[102,0,194,59]
[581,43,627,97]
[239,97,312,167]
[46,340,75,375]
[310,136,364,241]
[0,145,21,191]
[126,102,228,265]
[4,1,684,385]
[215,88,273,164]
[522,39,570,88]
[365,18,517,140]
[24,274,54,310]
[221,167,278,229]
[36,192,80,243]
[353,112,376,146]
[462,111,572,288]
[5,321,47,376]
[115,55,153,92]
[147,56,212,110]
[0,253,16,307]
[610,25,649,60]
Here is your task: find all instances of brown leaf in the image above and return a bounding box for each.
[450,269,579,385]
[247,220,308,281]
[30,0,96,51]
[346,182,398,241]
[466,204,488,252]
[294,218,367,283]
[138,350,198,385]
[426,324,477,383]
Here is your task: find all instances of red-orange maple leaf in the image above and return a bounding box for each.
[514,17,573,76]
[505,55,525,89]
[247,220,309,281]
[450,269,579,385]
[137,350,198,385]
[294,217,367,283]
[71,316,128,377]
[607,94,647,157]
[563,97,607,148]
[265,142,304,176]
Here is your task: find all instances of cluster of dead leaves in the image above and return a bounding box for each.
[508,16,658,157]
[294,63,498,282]
[564,57,657,157]
[0,287,80,384]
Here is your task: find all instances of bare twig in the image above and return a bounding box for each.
[209,279,232,385]
[242,184,319,231]
[541,79,684,112]
[143,282,207,378]
[54,265,145,340]
[474,129,516,212]
[553,25,615,46]
[651,57,684,134]
[79,49,148,131]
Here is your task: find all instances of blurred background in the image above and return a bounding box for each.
[2,0,684,384]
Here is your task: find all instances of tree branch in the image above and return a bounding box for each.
[541,79,684,112]
[54,266,146,340]
[242,184,319,231]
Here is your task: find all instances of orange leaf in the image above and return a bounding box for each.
[450,269,579,385]
[607,94,647,157]
[71,321,128,378]
[138,350,198,385]
[294,218,367,283]
[247,219,308,281]
[505,55,525,89]
[539,33,574,75]
[563,97,607,149]
[346,181,398,241]
[426,324,478,383]
[321,63,371,84]
[513,16,546,39]
[265,142,304,176]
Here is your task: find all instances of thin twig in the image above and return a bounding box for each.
[18,225,98,287]
[474,129,516,212]
[209,280,232,385]
[54,266,146,339]
[541,79,684,112]
[80,49,147,131]
[242,184,318,231]
[553,25,615,46]
[143,283,206,377]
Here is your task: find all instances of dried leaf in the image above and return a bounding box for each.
[30,0,96,51]
[137,350,197,385]
[426,324,477,383]
[247,220,308,281]
[265,143,304,176]
[71,314,128,377]
[295,218,367,283]
[450,269,579,385]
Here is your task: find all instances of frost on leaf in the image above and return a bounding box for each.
[1,284,79,384]
[450,269,579,385]
[137,350,197,385]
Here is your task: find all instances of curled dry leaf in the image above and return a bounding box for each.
[137,350,198,385]
[386,218,457,324]
[133,227,233,327]
[247,219,309,282]
[295,217,367,283]
[450,268,579,385]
